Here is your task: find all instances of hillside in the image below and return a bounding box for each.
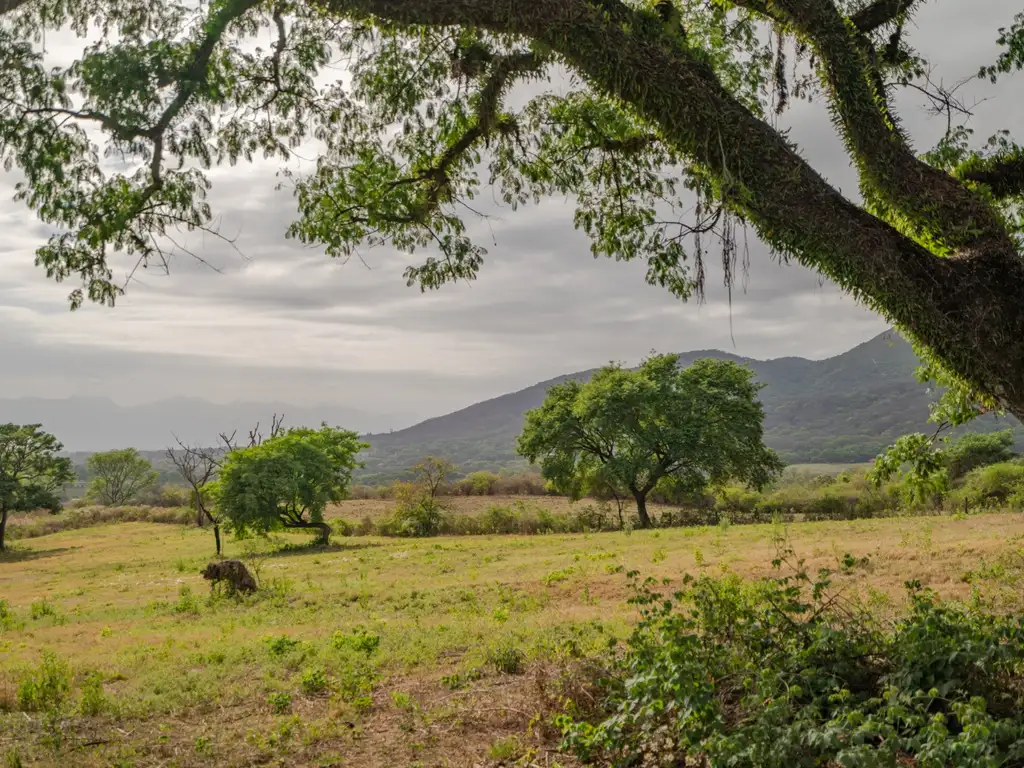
[355,330,1023,482]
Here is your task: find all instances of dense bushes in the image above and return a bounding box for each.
[557,548,1024,767]
[5,505,192,541]
[349,470,550,500]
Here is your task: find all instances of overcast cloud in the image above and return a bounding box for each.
[1,0,1021,429]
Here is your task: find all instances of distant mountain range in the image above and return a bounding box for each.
[4,330,1021,483]
[354,330,1023,482]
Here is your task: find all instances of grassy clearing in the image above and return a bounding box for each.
[3,508,1024,766]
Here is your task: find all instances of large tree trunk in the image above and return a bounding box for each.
[330,0,1024,418]
[633,490,652,530]
[0,504,7,552]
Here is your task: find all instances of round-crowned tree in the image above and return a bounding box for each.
[213,425,367,546]
[517,354,783,528]
[0,424,75,551]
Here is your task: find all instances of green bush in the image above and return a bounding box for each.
[267,691,292,714]
[557,549,1024,768]
[950,462,1024,509]
[78,671,109,716]
[331,628,381,655]
[299,666,329,695]
[16,652,71,713]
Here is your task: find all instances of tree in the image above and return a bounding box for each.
[85,448,159,506]
[213,425,367,546]
[2,2,1024,417]
[0,424,75,551]
[517,354,782,528]
[411,456,456,501]
[946,430,1016,480]
[166,414,286,555]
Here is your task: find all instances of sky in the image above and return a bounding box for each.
[1,0,1021,431]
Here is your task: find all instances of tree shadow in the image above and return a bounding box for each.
[0,545,77,563]
[260,539,381,559]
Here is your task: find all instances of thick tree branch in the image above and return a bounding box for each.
[318,0,1024,415]
[742,0,1013,258]
[960,154,1024,199]
[848,0,919,33]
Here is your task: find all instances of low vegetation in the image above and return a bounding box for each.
[4,510,1024,766]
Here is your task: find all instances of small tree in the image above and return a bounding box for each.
[0,424,75,551]
[214,425,367,546]
[517,354,783,528]
[85,448,158,506]
[166,415,286,556]
[412,456,456,501]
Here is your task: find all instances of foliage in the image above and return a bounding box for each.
[517,354,782,527]
[2,0,1024,415]
[379,457,457,537]
[213,425,367,546]
[85,448,158,506]
[946,430,1016,480]
[0,424,75,551]
[558,546,1024,768]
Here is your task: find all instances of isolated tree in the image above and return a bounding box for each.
[0,424,75,551]
[412,456,456,501]
[2,1,1024,413]
[517,354,782,528]
[166,414,285,555]
[85,448,159,506]
[213,425,367,546]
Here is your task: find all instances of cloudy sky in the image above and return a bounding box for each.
[1,0,1021,430]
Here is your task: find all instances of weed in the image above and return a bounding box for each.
[488,645,526,676]
[299,667,329,695]
[29,599,56,621]
[264,634,302,658]
[78,671,109,716]
[331,627,380,655]
[173,585,200,615]
[489,736,523,761]
[267,691,292,714]
[542,567,575,586]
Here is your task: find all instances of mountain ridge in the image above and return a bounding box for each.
[5,330,1020,480]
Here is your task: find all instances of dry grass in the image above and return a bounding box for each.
[3,510,1024,766]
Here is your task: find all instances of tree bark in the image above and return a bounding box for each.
[322,0,1024,418]
[0,504,7,552]
[633,490,652,529]
[213,523,222,556]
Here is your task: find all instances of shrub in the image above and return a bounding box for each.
[264,635,302,658]
[16,652,71,713]
[331,628,381,655]
[267,691,292,714]
[299,666,329,695]
[78,671,109,716]
[950,462,1024,509]
[557,548,1024,768]
[487,645,525,675]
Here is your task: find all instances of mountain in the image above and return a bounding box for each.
[354,330,1023,482]
[8,330,1021,483]
[0,396,410,453]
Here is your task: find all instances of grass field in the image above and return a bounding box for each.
[3,500,1024,767]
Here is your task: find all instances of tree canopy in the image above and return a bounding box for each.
[517,354,782,527]
[0,423,75,551]
[213,424,366,545]
[85,447,159,506]
[2,1,1024,415]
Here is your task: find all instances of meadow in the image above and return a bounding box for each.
[4,498,1024,767]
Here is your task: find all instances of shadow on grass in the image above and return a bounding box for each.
[0,545,77,563]
[259,539,381,560]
